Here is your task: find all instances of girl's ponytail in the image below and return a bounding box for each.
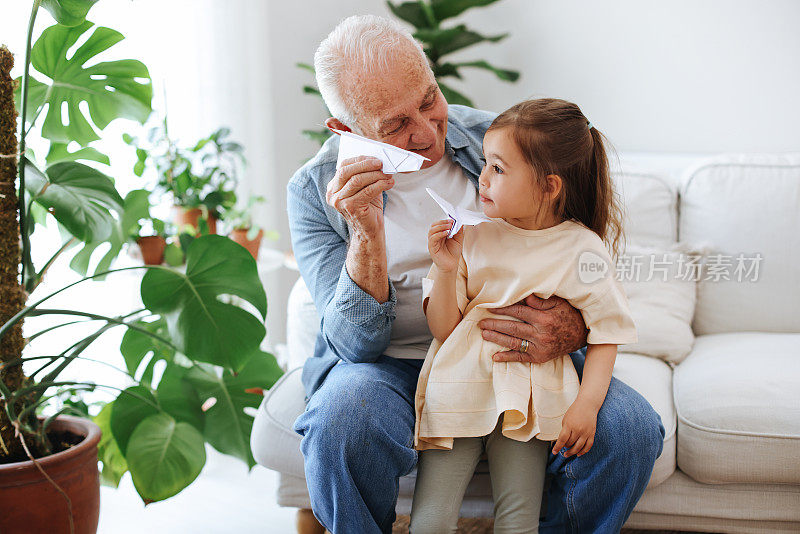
[588,126,625,261]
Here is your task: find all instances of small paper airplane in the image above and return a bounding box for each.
[334,129,429,174]
[426,188,492,238]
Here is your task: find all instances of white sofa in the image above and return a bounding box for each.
[251,153,800,533]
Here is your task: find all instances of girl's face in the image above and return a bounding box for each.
[478,128,558,229]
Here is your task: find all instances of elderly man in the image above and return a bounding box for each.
[288,14,664,534]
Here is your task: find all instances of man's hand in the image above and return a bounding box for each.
[479,293,588,363]
[326,156,394,239]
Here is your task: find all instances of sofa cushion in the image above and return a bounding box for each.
[612,170,677,247]
[285,278,320,371]
[250,367,307,479]
[679,153,800,334]
[674,332,800,484]
[618,243,698,364]
[630,470,800,531]
[613,353,677,487]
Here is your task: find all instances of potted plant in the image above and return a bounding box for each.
[116,188,168,266]
[222,195,278,260]
[125,120,243,236]
[1,4,282,533]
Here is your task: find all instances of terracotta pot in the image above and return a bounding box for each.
[173,206,217,234]
[0,415,101,534]
[136,235,166,265]
[229,228,263,260]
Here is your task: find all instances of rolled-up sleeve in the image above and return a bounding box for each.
[287,178,396,364]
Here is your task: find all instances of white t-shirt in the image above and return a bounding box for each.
[382,155,481,359]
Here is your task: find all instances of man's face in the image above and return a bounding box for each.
[347,52,448,168]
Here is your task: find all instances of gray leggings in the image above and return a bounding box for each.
[410,420,548,534]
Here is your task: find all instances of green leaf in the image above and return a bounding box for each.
[432,62,462,79]
[296,62,315,73]
[157,363,203,432]
[68,188,150,279]
[110,385,159,456]
[46,142,110,166]
[126,413,206,503]
[140,235,267,371]
[93,402,128,487]
[386,1,433,28]
[30,201,50,228]
[13,76,50,127]
[163,242,184,266]
[68,239,106,276]
[302,85,321,97]
[437,80,474,107]
[453,60,519,81]
[430,0,497,21]
[41,0,100,26]
[119,317,174,382]
[415,25,507,57]
[24,158,123,242]
[121,189,152,238]
[29,21,153,145]
[186,352,282,466]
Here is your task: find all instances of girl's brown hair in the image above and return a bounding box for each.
[487,98,625,260]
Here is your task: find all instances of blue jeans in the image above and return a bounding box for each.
[293,351,665,534]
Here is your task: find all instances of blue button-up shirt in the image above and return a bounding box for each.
[287,105,498,398]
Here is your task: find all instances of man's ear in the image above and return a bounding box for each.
[325,117,350,134]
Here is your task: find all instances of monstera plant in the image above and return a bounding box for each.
[0,2,281,532]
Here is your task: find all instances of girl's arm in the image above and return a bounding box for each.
[425,220,465,342]
[424,270,463,342]
[575,343,617,412]
[552,343,617,457]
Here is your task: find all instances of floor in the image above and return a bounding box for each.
[98,447,296,533]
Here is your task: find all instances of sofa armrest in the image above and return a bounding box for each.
[286,278,320,371]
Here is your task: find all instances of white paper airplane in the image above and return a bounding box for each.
[426,188,492,238]
[334,129,429,174]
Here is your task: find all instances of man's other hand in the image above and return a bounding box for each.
[478,294,588,363]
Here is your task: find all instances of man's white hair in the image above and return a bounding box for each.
[314,15,431,129]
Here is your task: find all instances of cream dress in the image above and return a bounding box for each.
[414,218,638,450]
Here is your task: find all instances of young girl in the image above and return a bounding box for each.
[409,98,638,533]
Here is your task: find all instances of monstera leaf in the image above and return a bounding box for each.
[119,315,175,386]
[41,0,100,26]
[46,142,109,166]
[140,235,267,371]
[110,385,159,456]
[23,158,123,243]
[69,188,151,279]
[17,21,152,145]
[186,352,282,466]
[126,413,206,503]
[93,402,128,487]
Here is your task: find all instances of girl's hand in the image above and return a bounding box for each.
[552,398,598,458]
[428,220,463,273]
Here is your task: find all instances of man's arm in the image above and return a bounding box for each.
[479,293,589,363]
[288,178,395,364]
